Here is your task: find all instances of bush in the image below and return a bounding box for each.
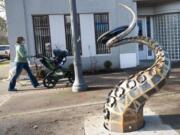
[104,60,112,70]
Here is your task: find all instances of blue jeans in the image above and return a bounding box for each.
[8,62,39,91]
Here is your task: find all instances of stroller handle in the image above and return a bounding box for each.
[28,54,44,58]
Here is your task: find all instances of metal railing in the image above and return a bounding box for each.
[94,13,110,54]
[32,15,52,57]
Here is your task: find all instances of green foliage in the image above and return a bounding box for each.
[0,0,5,11]
[0,16,7,33]
[0,35,8,44]
[0,16,8,44]
[104,60,112,70]
[0,0,8,44]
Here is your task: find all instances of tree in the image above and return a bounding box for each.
[0,0,7,44]
[0,16,7,44]
[0,0,5,13]
[0,0,6,32]
[0,16,6,32]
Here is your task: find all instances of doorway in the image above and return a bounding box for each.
[138,17,154,60]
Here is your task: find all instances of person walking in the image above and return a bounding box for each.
[8,36,39,91]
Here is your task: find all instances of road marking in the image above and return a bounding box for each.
[0,94,12,107]
[84,108,179,135]
[0,101,105,119]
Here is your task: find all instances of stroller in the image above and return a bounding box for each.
[40,49,74,88]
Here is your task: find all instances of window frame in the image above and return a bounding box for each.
[32,15,52,57]
[152,13,180,61]
[94,13,110,55]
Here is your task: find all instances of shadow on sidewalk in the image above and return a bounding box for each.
[140,114,180,131]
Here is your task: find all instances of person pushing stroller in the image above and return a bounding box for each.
[8,37,39,91]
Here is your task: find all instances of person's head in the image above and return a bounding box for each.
[16,36,25,45]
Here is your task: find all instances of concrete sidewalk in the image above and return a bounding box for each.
[0,72,125,135]
[0,61,10,80]
[0,68,180,135]
[0,72,126,114]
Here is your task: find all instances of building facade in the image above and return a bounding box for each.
[5,0,180,70]
[137,0,180,61]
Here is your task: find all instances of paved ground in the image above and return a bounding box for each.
[0,62,180,135]
[0,60,10,80]
[0,58,7,62]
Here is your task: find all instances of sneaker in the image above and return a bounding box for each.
[8,88,18,91]
[34,83,40,88]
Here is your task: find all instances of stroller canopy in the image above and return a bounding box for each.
[53,49,68,60]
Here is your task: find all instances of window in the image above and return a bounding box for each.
[137,20,144,51]
[138,17,153,57]
[146,16,151,38]
[32,15,52,57]
[153,13,180,61]
[94,13,110,54]
[64,15,82,56]
[146,16,153,56]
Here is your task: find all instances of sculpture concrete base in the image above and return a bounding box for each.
[84,108,179,135]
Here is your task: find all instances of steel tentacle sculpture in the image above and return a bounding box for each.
[98,4,171,133]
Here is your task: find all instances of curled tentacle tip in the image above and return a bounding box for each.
[97,34,109,45]
[118,3,128,8]
[118,3,134,13]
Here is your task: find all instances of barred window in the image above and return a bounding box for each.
[146,17,153,56]
[153,13,180,61]
[94,13,110,54]
[146,16,151,37]
[64,15,82,56]
[32,15,52,57]
[137,19,144,51]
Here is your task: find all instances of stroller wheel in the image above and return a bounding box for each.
[43,76,57,88]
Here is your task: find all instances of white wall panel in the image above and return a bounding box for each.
[49,15,66,51]
[80,14,96,57]
[120,53,137,69]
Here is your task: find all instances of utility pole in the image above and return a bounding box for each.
[69,0,87,92]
